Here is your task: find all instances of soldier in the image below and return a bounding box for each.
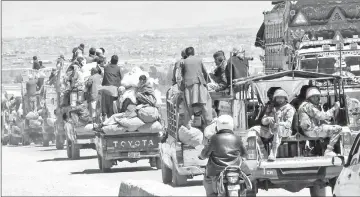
[298,87,342,156]
[255,88,295,161]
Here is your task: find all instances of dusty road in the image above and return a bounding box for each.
[1,144,333,196]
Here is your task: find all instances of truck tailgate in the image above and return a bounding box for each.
[104,132,160,152]
[258,156,344,169]
[74,126,95,139]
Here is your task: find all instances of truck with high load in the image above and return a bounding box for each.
[94,89,165,173]
[20,69,53,146]
[256,0,360,77]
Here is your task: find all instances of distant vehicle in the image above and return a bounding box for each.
[333,132,360,196]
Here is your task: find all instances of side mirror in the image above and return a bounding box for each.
[332,155,345,166]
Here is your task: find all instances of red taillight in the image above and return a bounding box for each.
[247,136,257,160]
[175,142,184,165]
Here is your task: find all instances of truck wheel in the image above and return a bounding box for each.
[172,167,187,187]
[161,160,172,184]
[66,140,72,159]
[309,185,326,197]
[149,158,156,167]
[97,154,112,173]
[55,135,64,150]
[71,142,80,160]
[155,157,162,170]
[9,135,19,146]
[43,140,50,147]
[2,138,8,145]
[246,181,257,197]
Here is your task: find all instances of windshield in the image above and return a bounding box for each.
[300,56,360,76]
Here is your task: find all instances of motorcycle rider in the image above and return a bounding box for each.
[298,86,342,156]
[199,115,250,197]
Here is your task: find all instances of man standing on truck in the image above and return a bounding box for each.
[199,115,249,197]
[32,56,40,70]
[171,49,187,86]
[85,47,97,63]
[85,67,102,118]
[225,47,248,83]
[182,46,212,129]
[208,51,228,92]
[101,55,122,118]
[260,88,295,161]
[298,87,342,157]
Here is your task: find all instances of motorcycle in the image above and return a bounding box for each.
[217,159,252,197]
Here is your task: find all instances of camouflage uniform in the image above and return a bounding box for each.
[298,101,342,150]
[251,103,295,159]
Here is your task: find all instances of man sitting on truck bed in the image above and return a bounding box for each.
[259,88,295,161]
[298,87,342,157]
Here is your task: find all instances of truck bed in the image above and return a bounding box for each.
[73,126,95,139]
[258,156,344,169]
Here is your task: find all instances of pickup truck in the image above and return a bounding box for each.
[95,131,163,172]
[160,91,207,186]
[64,118,96,160]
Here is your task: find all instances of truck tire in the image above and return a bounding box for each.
[155,157,162,170]
[66,140,72,159]
[172,167,187,187]
[246,181,257,197]
[55,134,64,150]
[161,160,172,184]
[71,142,80,160]
[43,139,50,147]
[309,185,326,197]
[9,135,19,146]
[97,154,112,173]
[2,138,8,145]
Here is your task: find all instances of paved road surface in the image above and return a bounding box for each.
[1,144,333,196]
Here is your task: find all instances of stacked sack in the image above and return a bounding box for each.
[25,111,43,129]
[99,104,163,135]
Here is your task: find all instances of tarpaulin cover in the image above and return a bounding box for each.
[254,76,309,104]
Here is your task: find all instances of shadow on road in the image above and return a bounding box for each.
[70,166,155,175]
[172,180,203,188]
[35,144,55,147]
[38,148,61,152]
[37,155,97,162]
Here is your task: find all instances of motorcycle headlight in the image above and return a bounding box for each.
[226,172,239,184]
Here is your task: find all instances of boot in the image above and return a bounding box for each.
[268,144,279,162]
[324,146,337,157]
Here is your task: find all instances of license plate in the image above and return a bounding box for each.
[227,184,240,190]
[128,152,140,158]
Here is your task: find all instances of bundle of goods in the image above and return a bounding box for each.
[121,67,162,105]
[25,111,43,129]
[178,125,203,148]
[92,104,163,135]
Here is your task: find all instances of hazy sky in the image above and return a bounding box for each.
[2,1,273,38]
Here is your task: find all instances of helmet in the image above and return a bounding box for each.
[273,88,288,100]
[306,87,321,99]
[216,115,234,131]
[118,86,125,94]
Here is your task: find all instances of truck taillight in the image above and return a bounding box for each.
[247,137,257,160]
[175,142,184,165]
